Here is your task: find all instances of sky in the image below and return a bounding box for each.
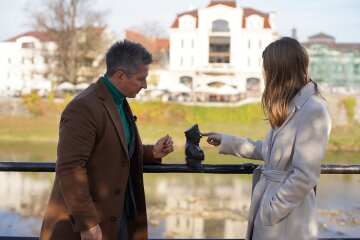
[0,0,359,43]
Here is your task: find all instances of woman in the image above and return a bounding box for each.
[203,37,331,240]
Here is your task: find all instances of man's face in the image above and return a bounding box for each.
[118,64,148,98]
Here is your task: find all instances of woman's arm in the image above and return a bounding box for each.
[203,132,264,160]
[220,134,264,160]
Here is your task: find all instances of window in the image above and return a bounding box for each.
[246,78,260,91]
[209,36,231,63]
[248,40,251,49]
[259,40,262,49]
[354,64,360,74]
[180,76,193,88]
[21,42,34,48]
[209,56,230,63]
[180,57,183,66]
[248,57,251,67]
[181,39,184,48]
[212,20,229,32]
[191,39,194,48]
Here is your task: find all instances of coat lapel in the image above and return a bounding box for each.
[271,106,296,147]
[123,100,143,161]
[271,81,317,146]
[94,79,129,159]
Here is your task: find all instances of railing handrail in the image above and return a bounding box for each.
[1,162,360,240]
[1,161,360,174]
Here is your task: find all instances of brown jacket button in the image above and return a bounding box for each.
[69,215,75,224]
[110,216,117,222]
[114,188,121,194]
[121,161,127,166]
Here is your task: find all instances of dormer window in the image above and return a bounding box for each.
[246,15,264,29]
[179,15,196,29]
[212,20,229,32]
[21,42,35,48]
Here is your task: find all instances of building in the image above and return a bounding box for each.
[125,29,169,68]
[303,33,360,87]
[158,0,278,102]
[0,31,56,97]
[0,28,114,97]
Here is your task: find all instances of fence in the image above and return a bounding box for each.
[0,162,359,240]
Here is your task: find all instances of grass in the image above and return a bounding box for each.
[0,101,359,152]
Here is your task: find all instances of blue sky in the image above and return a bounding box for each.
[1,0,359,43]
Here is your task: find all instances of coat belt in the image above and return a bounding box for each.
[252,165,293,192]
[262,169,293,183]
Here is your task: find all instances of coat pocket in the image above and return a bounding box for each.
[259,182,289,226]
[253,222,286,240]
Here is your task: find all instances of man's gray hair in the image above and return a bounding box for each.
[105,40,153,77]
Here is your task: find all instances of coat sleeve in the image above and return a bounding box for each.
[263,106,331,225]
[219,134,264,160]
[142,145,162,164]
[56,99,100,232]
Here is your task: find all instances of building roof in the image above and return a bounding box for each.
[171,10,199,28]
[308,32,335,40]
[125,30,169,53]
[170,3,271,29]
[5,31,54,42]
[4,27,107,42]
[242,8,271,28]
[303,32,360,50]
[208,0,236,8]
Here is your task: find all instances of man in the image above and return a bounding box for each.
[40,40,174,240]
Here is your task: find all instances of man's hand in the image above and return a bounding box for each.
[81,224,102,240]
[201,132,222,147]
[153,134,174,158]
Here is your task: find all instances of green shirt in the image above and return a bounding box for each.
[102,75,130,145]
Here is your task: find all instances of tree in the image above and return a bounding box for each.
[28,0,113,85]
[133,20,167,40]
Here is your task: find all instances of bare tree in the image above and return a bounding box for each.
[133,20,167,40]
[28,0,113,85]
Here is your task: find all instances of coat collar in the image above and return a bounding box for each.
[292,81,317,110]
[94,78,129,159]
[270,82,316,153]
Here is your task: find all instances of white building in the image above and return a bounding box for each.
[0,28,114,97]
[0,31,56,97]
[159,0,278,102]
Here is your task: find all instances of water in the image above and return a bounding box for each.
[0,143,359,238]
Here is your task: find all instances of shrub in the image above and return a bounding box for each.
[342,97,356,124]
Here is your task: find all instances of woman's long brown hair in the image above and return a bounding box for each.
[261,37,310,128]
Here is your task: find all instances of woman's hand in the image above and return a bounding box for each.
[201,132,222,147]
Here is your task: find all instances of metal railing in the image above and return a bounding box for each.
[1,161,360,240]
[1,162,360,174]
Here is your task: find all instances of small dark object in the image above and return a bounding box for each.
[184,124,205,168]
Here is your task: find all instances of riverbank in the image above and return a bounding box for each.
[0,103,360,152]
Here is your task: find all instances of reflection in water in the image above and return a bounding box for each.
[146,175,251,238]
[0,172,52,217]
[0,172,52,236]
[0,148,360,237]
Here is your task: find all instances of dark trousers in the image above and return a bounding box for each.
[118,207,128,240]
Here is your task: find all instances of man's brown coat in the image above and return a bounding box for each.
[40,79,160,240]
